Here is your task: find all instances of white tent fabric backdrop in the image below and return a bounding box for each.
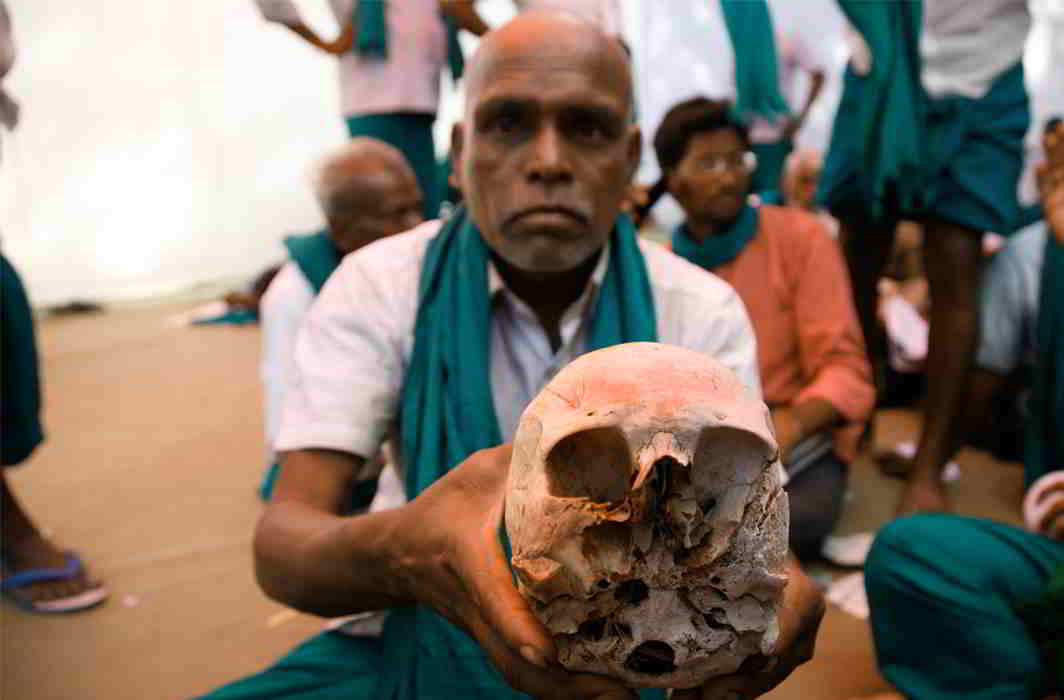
[1,0,1061,306]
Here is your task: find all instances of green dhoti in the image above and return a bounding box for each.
[1,254,44,467]
[200,632,384,699]
[821,61,1030,234]
[345,113,440,220]
[865,514,1064,699]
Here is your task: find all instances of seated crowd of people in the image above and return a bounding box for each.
[1,2,1062,699]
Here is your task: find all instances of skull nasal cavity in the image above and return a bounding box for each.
[614,579,649,606]
[625,641,677,676]
[545,427,632,503]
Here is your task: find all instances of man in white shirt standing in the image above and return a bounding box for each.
[203,12,822,699]
[255,0,488,219]
[259,138,421,503]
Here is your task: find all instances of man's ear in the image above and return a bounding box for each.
[450,122,465,190]
[625,125,642,183]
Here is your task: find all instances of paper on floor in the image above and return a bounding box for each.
[826,572,869,619]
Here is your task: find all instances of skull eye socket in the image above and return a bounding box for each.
[545,427,633,504]
[692,426,775,501]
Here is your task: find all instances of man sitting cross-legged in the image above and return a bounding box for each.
[259,138,422,504]
[203,12,823,700]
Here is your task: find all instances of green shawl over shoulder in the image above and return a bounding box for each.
[284,231,341,294]
[718,0,790,125]
[380,205,661,699]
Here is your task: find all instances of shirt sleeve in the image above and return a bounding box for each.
[254,0,303,24]
[790,223,876,425]
[976,244,1027,375]
[275,254,407,463]
[259,263,315,456]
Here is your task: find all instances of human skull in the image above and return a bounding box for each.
[506,343,788,689]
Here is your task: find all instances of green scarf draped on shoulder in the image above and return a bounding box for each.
[376,205,661,699]
[819,0,924,225]
[355,0,464,80]
[718,0,790,125]
[284,230,341,294]
[1025,234,1064,489]
[671,202,760,270]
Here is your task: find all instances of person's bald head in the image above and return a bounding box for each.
[313,138,423,254]
[452,11,641,273]
[783,149,822,212]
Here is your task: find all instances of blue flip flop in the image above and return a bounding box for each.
[1,552,109,613]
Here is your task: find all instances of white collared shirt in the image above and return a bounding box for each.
[276,219,761,480]
[255,0,447,117]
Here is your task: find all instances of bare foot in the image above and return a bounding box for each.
[2,534,105,608]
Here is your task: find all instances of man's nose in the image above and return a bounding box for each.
[526,126,573,185]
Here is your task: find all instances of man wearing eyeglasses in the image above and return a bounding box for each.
[655,96,874,562]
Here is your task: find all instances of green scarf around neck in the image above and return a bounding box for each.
[354,0,465,80]
[284,230,341,294]
[379,205,661,699]
[672,202,759,270]
[1024,233,1064,489]
[719,0,790,124]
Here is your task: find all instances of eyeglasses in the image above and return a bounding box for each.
[693,151,758,174]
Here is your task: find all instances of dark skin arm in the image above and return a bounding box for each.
[440,0,491,36]
[258,445,824,698]
[771,399,840,464]
[255,445,638,699]
[783,71,825,141]
[274,20,353,55]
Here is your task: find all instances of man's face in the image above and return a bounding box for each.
[668,129,751,226]
[327,168,423,255]
[454,41,640,272]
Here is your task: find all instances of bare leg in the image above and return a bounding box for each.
[1,470,102,604]
[897,219,984,515]
[838,215,897,371]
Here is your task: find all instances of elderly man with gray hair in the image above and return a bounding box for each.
[258,138,422,502]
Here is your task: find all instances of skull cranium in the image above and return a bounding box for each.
[506,343,788,689]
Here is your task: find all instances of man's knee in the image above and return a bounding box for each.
[865,514,954,599]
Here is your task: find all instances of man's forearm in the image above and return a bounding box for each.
[789,398,840,440]
[254,500,413,617]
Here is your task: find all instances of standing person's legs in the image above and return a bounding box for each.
[783,452,848,561]
[898,220,984,514]
[865,514,1062,700]
[0,255,106,612]
[345,112,440,219]
[838,214,897,373]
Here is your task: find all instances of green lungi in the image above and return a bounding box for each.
[822,62,1029,235]
[1,254,44,467]
[865,514,1064,699]
[345,113,440,220]
[200,631,384,699]
[750,139,793,195]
